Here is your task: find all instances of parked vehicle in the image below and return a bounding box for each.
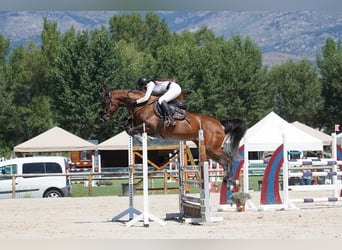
[0,156,72,198]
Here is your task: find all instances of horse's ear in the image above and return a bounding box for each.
[103,88,108,94]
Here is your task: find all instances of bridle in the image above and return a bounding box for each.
[99,90,118,124]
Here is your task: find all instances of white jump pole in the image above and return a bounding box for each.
[126,124,166,227]
[331,132,338,197]
[282,133,292,209]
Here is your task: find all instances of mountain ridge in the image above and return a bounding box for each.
[1,11,341,66]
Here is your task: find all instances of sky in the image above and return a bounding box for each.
[1,0,342,12]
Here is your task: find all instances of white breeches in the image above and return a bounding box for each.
[157,83,182,104]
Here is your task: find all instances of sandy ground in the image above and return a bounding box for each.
[0,190,342,239]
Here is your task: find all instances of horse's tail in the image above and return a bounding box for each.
[221,118,247,161]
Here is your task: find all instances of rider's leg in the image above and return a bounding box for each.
[160,100,176,126]
[158,83,182,126]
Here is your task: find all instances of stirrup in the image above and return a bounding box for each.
[164,117,176,126]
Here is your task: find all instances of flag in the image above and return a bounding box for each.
[335,124,340,132]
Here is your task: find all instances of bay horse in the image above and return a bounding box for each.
[99,88,247,188]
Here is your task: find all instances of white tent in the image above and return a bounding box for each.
[97,131,131,150]
[14,127,96,153]
[97,131,197,150]
[292,121,332,146]
[244,112,323,151]
[337,132,342,145]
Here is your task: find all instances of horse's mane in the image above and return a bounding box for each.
[108,89,143,95]
[109,89,142,93]
[110,89,159,101]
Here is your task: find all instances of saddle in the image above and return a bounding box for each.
[153,99,188,121]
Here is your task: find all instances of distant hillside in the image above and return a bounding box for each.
[1,11,341,66]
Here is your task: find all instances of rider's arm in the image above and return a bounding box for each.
[136,81,155,104]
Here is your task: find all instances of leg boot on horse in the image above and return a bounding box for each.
[160,100,176,126]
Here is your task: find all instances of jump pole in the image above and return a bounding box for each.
[166,129,223,223]
[260,133,342,210]
[125,125,166,227]
[112,134,141,222]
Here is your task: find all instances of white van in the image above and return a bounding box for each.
[0,156,72,198]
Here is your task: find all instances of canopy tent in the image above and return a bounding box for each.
[292,121,332,146]
[97,131,131,150]
[97,131,197,150]
[14,127,96,153]
[337,132,342,145]
[243,112,323,152]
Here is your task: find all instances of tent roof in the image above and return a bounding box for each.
[14,127,96,152]
[244,112,323,151]
[292,121,332,146]
[97,131,131,150]
[97,131,197,150]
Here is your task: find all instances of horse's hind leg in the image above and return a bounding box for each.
[207,149,236,190]
[222,162,238,191]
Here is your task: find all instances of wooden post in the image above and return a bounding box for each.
[12,176,16,198]
[88,174,93,196]
[164,172,167,194]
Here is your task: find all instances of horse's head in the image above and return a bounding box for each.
[99,88,119,123]
[99,89,144,123]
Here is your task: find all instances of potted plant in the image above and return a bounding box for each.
[231,191,251,212]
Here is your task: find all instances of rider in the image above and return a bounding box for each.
[130,76,182,126]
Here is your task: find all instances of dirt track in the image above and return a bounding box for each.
[1,191,342,239]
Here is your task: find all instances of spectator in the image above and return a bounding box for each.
[300,169,312,185]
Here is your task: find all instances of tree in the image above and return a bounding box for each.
[317,38,342,132]
[0,35,15,156]
[266,59,323,125]
[109,13,146,51]
[154,30,267,125]
[41,18,63,97]
[50,26,125,140]
[109,12,170,57]
[144,12,171,57]
[3,42,56,143]
[215,35,267,123]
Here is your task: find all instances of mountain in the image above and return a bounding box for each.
[1,11,342,66]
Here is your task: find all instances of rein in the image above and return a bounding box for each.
[126,89,158,115]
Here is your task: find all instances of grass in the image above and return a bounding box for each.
[71,177,181,197]
[70,175,264,197]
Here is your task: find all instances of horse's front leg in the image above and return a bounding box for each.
[124,123,144,135]
[125,122,156,142]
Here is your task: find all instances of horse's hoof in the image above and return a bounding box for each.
[134,134,143,142]
[147,136,157,140]
[225,179,236,190]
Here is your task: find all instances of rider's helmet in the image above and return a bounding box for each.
[137,76,149,87]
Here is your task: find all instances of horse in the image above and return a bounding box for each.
[99,88,247,188]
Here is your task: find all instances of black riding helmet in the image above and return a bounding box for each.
[137,76,149,87]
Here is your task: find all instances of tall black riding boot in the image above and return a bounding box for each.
[160,101,176,126]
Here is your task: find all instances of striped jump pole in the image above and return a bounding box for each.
[113,124,166,227]
[126,129,166,227]
[112,134,141,222]
[166,130,223,223]
[260,135,342,210]
[291,197,342,203]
